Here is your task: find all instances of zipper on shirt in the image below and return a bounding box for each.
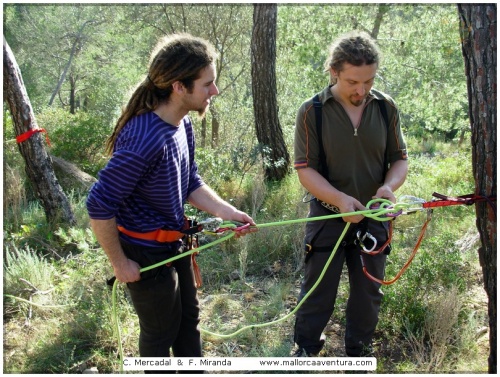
[353,99,371,136]
[334,97,372,136]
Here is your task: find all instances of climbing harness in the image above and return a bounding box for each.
[116,216,203,244]
[109,193,495,371]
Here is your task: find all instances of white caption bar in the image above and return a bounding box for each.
[123,357,377,371]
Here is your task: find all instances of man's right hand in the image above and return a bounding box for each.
[113,258,141,283]
[338,195,366,224]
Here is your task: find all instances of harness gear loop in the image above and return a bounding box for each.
[304,243,313,263]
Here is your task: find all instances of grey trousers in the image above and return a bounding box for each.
[121,240,202,372]
[294,222,387,356]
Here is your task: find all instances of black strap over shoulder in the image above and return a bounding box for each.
[377,99,390,176]
[312,94,327,178]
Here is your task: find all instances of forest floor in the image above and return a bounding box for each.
[3,235,489,374]
[198,260,489,374]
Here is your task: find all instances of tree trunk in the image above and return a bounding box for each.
[3,37,76,226]
[371,4,390,39]
[50,154,97,192]
[200,118,207,148]
[69,75,76,114]
[251,4,290,182]
[48,20,92,107]
[457,4,496,373]
[210,107,220,148]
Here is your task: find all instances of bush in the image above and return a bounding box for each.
[36,109,111,177]
[4,245,57,319]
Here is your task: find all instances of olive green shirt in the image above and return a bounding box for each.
[294,86,408,205]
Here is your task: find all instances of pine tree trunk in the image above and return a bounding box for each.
[457,4,497,373]
[3,38,76,226]
[251,4,290,181]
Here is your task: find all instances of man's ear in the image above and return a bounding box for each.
[329,67,339,79]
[172,81,185,94]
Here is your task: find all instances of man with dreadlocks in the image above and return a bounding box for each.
[87,33,255,370]
[292,31,408,358]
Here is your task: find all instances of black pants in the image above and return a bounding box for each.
[294,222,387,356]
[121,240,202,373]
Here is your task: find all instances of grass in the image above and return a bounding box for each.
[2,141,489,374]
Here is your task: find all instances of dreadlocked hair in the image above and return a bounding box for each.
[324,30,381,85]
[105,33,218,155]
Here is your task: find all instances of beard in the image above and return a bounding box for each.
[194,103,209,118]
[350,96,366,107]
[183,95,210,119]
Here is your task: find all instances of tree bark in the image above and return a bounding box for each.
[457,4,496,373]
[251,4,290,181]
[200,118,207,148]
[3,37,76,226]
[210,107,220,148]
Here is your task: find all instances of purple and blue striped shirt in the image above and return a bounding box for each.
[86,112,204,246]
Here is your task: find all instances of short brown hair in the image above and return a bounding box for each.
[324,31,380,84]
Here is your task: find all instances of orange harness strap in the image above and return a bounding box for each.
[117,225,203,288]
[117,226,184,243]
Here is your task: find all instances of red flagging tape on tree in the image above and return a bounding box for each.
[16,128,51,147]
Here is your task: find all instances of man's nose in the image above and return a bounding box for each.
[211,83,219,96]
[357,84,367,96]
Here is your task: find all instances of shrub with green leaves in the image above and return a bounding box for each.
[37,109,110,177]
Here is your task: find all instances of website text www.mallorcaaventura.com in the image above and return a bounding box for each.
[124,357,376,371]
[258,358,374,368]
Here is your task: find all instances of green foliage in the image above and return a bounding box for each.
[378,5,469,140]
[195,144,260,190]
[5,4,469,178]
[3,220,122,373]
[4,245,57,305]
[4,4,146,117]
[36,109,110,176]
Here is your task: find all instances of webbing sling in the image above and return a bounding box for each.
[312,93,390,180]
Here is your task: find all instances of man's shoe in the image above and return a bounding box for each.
[291,333,325,357]
[291,348,318,357]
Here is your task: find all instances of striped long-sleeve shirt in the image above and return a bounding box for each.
[86,112,204,246]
